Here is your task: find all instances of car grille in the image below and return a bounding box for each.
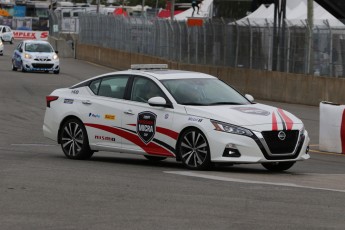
[261,130,299,154]
[32,63,54,68]
[34,58,51,61]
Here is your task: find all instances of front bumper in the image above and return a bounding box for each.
[207,129,310,163]
[23,60,60,72]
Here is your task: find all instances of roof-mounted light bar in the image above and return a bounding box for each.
[130,64,168,70]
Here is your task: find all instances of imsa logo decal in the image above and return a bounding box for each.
[137,111,157,144]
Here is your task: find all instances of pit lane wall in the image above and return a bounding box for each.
[76,44,345,106]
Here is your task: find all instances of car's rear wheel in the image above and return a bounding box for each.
[144,155,167,161]
[177,128,211,170]
[261,161,296,172]
[60,118,94,160]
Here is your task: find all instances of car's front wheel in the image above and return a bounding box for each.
[53,69,60,74]
[261,161,296,172]
[60,118,94,160]
[177,128,211,170]
[21,62,26,72]
[11,60,17,71]
[10,38,14,44]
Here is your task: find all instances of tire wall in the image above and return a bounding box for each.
[76,43,345,106]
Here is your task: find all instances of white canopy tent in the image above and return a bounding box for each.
[233,0,345,28]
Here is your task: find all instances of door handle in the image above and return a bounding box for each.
[124,110,135,115]
[82,100,92,105]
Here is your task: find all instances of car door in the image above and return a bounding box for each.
[12,42,23,68]
[121,76,176,157]
[77,74,130,150]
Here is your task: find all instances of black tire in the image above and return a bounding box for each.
[144,155,167,161]
[53,69,60,74]
[177,128,211,170]
[10,38,14,44]
[60,118,94,160]
[11,60,17,71]
[261,161,296,172]
[21,62,26,72]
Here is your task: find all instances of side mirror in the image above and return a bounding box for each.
[148,96,167,107]
[245,94,254,102]
[55,51,59,54]
[19,48,23,53]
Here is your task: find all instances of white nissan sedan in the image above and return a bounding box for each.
[43,64,310,171]
[12,40,60,74]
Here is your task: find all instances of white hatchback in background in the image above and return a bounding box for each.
[43,64,310,171]
[0,25,14,44]
[12,40,60,74]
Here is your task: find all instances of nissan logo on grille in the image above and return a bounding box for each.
[278,131,286,140]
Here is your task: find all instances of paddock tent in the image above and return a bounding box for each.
[233,0,345,28]
[174,0,213,21]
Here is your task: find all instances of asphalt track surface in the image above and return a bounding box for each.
[1,41,345,230]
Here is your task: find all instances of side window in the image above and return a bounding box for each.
[17,42,23,52]
[94,75,129,99]
[131,77,165,103]
[89,79,101,95]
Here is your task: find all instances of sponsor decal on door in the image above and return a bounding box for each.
[137,111,157,144]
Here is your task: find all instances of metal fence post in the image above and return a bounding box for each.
[247,18,253,69]
[235,22,239,68]
[285,19,291,73]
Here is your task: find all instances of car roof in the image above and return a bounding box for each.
[126,69,217,80]
[71,65,217,88]
[23,40,50,44]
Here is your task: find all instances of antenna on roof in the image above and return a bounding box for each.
[130,64,168,70]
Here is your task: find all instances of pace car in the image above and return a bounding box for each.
[12,40,60,74]
[43,64,310,171]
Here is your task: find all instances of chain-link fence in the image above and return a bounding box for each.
[49,12,345,77]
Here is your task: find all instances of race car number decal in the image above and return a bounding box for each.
[137,111,157,144]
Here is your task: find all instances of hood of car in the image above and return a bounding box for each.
[25,52,54,59]
[185,103,302,129]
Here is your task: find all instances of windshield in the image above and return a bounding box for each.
[25,43,53,53]
[161,78,251,106]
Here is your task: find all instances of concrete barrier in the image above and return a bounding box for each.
[75,43,345,106]
[48,36,75,58]
[319,102,345,154]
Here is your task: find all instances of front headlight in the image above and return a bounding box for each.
[52,54,59,60]
[211,120,253,137]
[24,53,32,59]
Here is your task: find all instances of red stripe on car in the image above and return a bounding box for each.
[85,123,175,157]
[272,112,278,131]
[127,124,179,140]
[278,109,294,130]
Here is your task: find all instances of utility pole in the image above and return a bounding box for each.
[170,0,175,20]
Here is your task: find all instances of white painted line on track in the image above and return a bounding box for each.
[11,143,58,147]
[164,171,345,193]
